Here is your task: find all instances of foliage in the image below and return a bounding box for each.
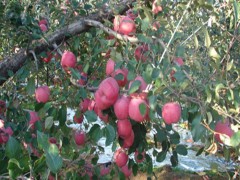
[0,0,239,179]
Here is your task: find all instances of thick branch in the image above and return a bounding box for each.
[0,0,134,86]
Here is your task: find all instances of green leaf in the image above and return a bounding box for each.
[204,27,211,48]
[85,110,97,122]
[208,47,220,61]
[230,131,240,147]
[227,59,234,71]
[8,159,24,179]
[175,45,185,57]
[170,151,178,167]
[215,83,225,101]
[139,103,146,116]
[26,77,35,95]
[70,68,81,79]
[191,113,205,142]
[233,0,239,28]
[156,151,167,162]
[58,105,67,126]
[45,116,54,130]
[196,147,204,156]
[37,131,49,151]
[151,68,160,79]
[128,80,141,94]
[194,34,199,49]
[154,125,167,142]
[6,137,22,159]
[89,124,102,142]
[105,124,116,146]
[45,144,63,174]
[136,34,153,44]
[83,62,89,73]
[169,132,180,144]
[176,145,188,156]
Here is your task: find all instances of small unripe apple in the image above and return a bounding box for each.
[0,100,6,114]
[134,45,149,62]
[114,148,128,167]
[129,97,149,122]
[152,0,162,14]
[113,15,136,36]
[162,102,181,125]
[95,77,119,110]
[106,59,116,76]
[114,95,130,120]
[121,164,132,177]
[117,119,132,139]
[134,150,145,163]
[74,131,85,146]
[122,130,134,148]
[61,51,77,72]
[79,98,91,113]
[215,120,234,144]
[35,86,50,103]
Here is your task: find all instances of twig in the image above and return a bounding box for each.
[29,50,39,71]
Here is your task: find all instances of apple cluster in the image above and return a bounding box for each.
[0,119,13,144]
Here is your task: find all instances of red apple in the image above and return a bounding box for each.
[41,51,53,63]
[61,51,77,72]
[38,19,48,26]
[49,137,57,144]
[74,131,85,146]
[73,113,84,124]
[122,130,134,148]
[134,45,149,62]
[0,126,13,144]
[35,86,50,103]
[28,111,40,130]
[134,150,145,163]
[95,77,119,110]
[78,72,88,86]
[106,59,116,76]
[152,0,163,14]
[129,97,149,122]
[0,100,6,114]
[162,102,181,125]
[114,95,130,120]
[95,106,109,123]
[100,167,110,176]
[113,15,136,36]
[80,98,91,112]
[174,57,184,66]
[114,148,128,167]
[112,68,128,87]
[215,120,234,144]
[135,75,148,92]
[40,24,48,32]
[0,119,4,128]
[121,164,132,177]
[117,119,132,139]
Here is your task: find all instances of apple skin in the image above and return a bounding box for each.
[106,59,115,76]
[40,24,48,32]
[128,97,149,122]
[128,75,148,94]
[73,114,84,124]
[152,0,162,14]
[0,126,13,144]
[35,86,50,103]
[121,164,132,177]
[74,131,85,146]
[122,130,134,148]
[61,51,77,72]
[162,102,181,125]
[100,167,110,176]
[0,119,4,128]
[29,111,40,130]
[134,45,149,62]
[112,68,128,87]
[38,19,48,26]
[95,77,119,110]
[134,150,145,163]
[41,51,53,63]
[114,95,130,120]
[215,120,234,144]
[117,119,132,139]
[79,98,91,113]
[114,148,128,167]
[113,15,136,36]
[0,100,6,114]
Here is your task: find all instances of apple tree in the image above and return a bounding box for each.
[0,0,239,179]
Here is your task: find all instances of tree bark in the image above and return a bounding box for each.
[0,1,133,86]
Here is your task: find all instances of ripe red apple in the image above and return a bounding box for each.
[0,100,6,114]
[0,126,13,144]
[49,137,57,144]
[38,19,48,26]
[134,45,149,62]
[95,106,109,123]
[112,68,128,87]
[162,102,181,125]
[114,95,130,120]
[74,131,85,146]
[122,130,134,148]
[135,75,148,92]
[0,119,4,128]
[121,164,132,177]
[73,113,84,124]
[134,150,145,163]
[40,24,48,32]
[79,98,91,113]
[29,111,40,130]
[215,120,234,144]
[35,86,50,103]
[129,97,149,122]
[106,59,116,76]
[113,15,136,36]
[100,167,110,176]
[117,119,132,139]
[61,51,77,72]
[114,148,128,167]
[95,77,119,110]
[152,0,163,14]
[41,51,53,63]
